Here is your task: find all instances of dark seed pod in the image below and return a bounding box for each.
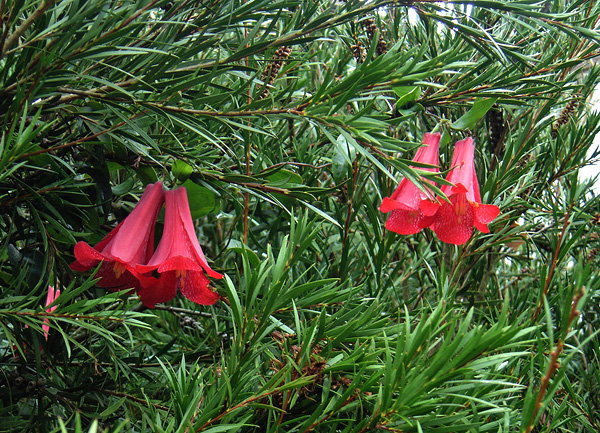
[13,376,25,388]
[351,41,366,63]
[552,98,579,138]
[25,380,37,394]
[361,17,388,56]
[376,39,388,56]
[363,18,377,40]
[487,104,507,158]
[516,153,533,170]
[179,313,202,330]
[259,46,292,99]
[160,2,174,12]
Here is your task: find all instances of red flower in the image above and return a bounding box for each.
[380,132,441,234]
[136,187,223,308]
[431,137,500,245]
[70,182,164,291]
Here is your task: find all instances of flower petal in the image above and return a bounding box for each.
[386,209,429,235]
[419,199,440,217]
[136,186,223,306]
[157,256,203,273]
[179,271,220,305]
[381,132,441,236]
[473,203,500,233]
[380,196,412,213]
[70,182,165,291]
[71,241,105,269]
[137,273,178,308]
[106,182,165,264]
[431,195,474,245]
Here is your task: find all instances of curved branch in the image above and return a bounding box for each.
[1,0,56,57]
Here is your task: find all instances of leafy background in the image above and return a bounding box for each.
[1,0,600,432]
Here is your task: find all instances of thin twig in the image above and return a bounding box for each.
[195,385,293,431]
[3,185,65,206]
[259,161,331,172]
[99,388,171,412]
[8,311,125,323]
[0,1,160,97]
[1,0,56,57]
[153,305,213,318]
[524,287,585,433]
[532,202,574,321]
[199,171,296,195]
[145,102,305,117]
[243,14,251,245]
[16,118,129,160]
[301,393,358,433]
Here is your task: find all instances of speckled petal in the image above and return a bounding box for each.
[431,195,474,245]
[137,272,178,308]
[473,203,500,233]
[179,271,220,305]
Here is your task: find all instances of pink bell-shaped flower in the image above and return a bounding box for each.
[136,187,222,308]
[431,137,500,245]
[42,286,60,340]
[380,132,441,235]
[70,182,164,291]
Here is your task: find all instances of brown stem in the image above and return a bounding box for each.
[153,305,213,318]
[8,310,124,322]
[147,103,305,117]
[524,287,585,433]
[532,202,573,321]
[341,158,359,255]
[301,394,358,433]
[3,185,64,206]
[0,0,9,53]
[260,161,331,172]
[99,388,171,412]
[1,0,56,57]
[16,118,129,160]
[199,171,295,195]
[195,385,291,431]
[0,1,160,97]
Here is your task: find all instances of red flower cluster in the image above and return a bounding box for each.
[380,134,500,245]
[380,132,441,235]
[70,182,222,308]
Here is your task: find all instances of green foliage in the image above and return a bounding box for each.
[1,0,600,431]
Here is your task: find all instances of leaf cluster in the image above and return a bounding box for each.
[1,0,600,432]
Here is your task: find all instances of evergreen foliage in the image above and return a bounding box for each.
[1,0,600,431]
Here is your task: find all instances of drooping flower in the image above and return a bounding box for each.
[430,137,500,245]
[380,132,441,235]
[42,286,60,340]
[70,182,164,291]
[136,187,223,308]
